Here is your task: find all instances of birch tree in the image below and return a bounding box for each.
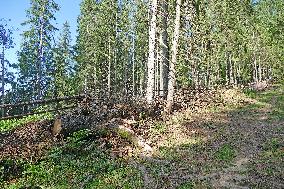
[166,0,182,113]
[146,0,158,103]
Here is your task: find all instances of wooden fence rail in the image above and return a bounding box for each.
[0,95,84,109]
[0,105,77,121]
[0,94,86,120]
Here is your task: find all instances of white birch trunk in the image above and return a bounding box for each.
[166,0,182,113]
[108,37,111,97]
[258,56,262,82]
[146,0,158,103]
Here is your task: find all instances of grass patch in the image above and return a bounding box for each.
[243,85,284,121]
[157,137,203,161]
[67,129,92,142]
[158,146,181,160]
[215,144,236,162]
[243,88,257,97]
[177,181,194,189]
[117,129,133,140]
[248,145,283,185]
[0,113,52,132]
[177,181,211,189]
[262,138,284,158]
[150,121,167,135]
[263,138,281,152]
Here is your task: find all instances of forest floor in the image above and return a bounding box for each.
[0,84,283,189]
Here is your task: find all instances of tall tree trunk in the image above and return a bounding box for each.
[192,64,197,88]
[166,0,182,113]
[258,56,262,82]
[206,59,211,88]
[1,46,4,116]
[237,63,241,84]
[37,22,43,99]
[140,70,145,95]
[253,53,258,82]
[108,37,111,97]
[229,53,234,84]
[233,61,237,85]
[252,31,258,83]
[37,7,45,100]
[114,12,118,94]
[132,37,136,96]
[155,41,159,97]
[146,0,158,103]
[159,0,169,98]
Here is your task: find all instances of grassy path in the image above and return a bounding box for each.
[207,86,284,188]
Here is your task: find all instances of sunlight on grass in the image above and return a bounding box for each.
[158,137,203,160]
[150,121,167,135]
[243,85,284,121]
[0,113,53,132]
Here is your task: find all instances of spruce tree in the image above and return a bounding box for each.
[77,0,112,95]
[17,0,59,100]
[53,21,74,97]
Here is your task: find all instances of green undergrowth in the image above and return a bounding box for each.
[0,113,53,132]
[2,129,143,189]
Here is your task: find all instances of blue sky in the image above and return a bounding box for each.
[0,0,81,66]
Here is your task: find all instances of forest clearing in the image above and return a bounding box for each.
[0,0,284,188]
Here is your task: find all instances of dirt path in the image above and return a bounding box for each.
[138,88,284,188]
[208,93,284,188]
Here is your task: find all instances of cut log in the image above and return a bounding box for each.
[52,118,62,136]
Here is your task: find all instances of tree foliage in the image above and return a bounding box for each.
[1,0,284,113]
[17,0,59,101]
